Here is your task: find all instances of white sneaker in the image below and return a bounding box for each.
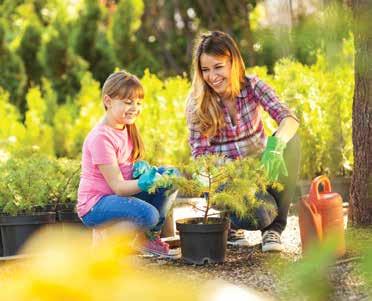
[227,229,250,247]
[262,230,284,252]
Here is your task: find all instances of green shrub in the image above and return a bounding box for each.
[18,22,43,87]
[47,157,81,210]
[22,86,55,156]
[38,19,88,104]
[0,152,80,215]
[73,0,101,66]
[0,54,353,181]
[53,102,78,158]
[0,18,27,110]
[41,77,58,126]
[0,87,26,158]
[73,0,116,85]
[64,71,102,158]
[0,153,54,215]
[109,0,158,75]
[248,38,353,179]
[138,70,190,166]
[151,155,278,224]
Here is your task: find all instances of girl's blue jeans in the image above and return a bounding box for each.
[81,167,179,232]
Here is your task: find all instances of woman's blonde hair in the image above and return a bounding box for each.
[102,70,144,161]
[187,31,246,137]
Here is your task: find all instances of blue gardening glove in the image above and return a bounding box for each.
[132,160,152,179]
[261,136,288,181]
[162,167,179,177]
[137,167,162,192]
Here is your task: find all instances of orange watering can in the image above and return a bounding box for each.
[298,175,345,257]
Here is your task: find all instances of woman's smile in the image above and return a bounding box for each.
[200,53,232,97]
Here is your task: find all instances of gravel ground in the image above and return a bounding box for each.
[0,204,369,300]
[140,215,371,301]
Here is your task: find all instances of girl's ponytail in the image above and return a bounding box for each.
[126,123,144,161]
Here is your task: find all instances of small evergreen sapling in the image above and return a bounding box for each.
[150,154,280,224]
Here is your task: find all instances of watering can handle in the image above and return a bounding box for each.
[309,175,332,203]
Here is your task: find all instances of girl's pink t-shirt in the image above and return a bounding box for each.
[77,123,134,218]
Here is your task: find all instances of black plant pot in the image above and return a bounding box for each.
[330,177,351,203]
[176,217,229,265]
[56,210,85,234]
[57,210,81,223]
[0,212,56,257]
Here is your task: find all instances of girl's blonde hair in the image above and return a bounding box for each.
[187,31,246,137]
[102,70,144,161]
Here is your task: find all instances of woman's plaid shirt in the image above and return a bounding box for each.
[186,76,298,159]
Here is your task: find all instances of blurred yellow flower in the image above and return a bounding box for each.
[0,225,200,301]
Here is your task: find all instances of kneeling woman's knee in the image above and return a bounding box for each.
[254,192,278,229]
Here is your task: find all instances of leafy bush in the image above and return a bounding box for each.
[0,154,54,215]
[248,37,353,179]
[46,157,81,210]
[138,70,190,166]
[18,22,43,87]
[0,88,26,159]
[0,47,353,180]
[73,0,116,84]
[50,71,101,157]
[0,153,80,215]
[151,155,278,224]
[0,18,27,110]
[38,19,88,104]
[56,71,103,158]
[252,2,352,73]
[22,86,55,156]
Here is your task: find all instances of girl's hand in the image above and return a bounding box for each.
[132,160,152,179]
[137,167,162,192]
[158,167,181,177]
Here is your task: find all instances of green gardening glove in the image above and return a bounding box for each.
[261,136,288,181]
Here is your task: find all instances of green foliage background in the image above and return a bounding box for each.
[0,39,354,179]
[0,0,355,206]
[0,2,370,297]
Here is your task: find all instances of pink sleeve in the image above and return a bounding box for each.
[90,134,117,165]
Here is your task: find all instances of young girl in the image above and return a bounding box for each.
[186,31,300,252]
[77,70,178,257]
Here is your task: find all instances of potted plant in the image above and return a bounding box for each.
[151,155,276,264]
[0,154,56,256]
[46,157,81,225]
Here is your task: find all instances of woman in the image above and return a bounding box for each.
[186,31,300,252]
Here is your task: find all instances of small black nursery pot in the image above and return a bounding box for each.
[176,217,229,265]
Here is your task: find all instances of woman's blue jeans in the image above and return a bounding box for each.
[81,167,178,232]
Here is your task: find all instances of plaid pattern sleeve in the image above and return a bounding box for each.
[249,76,299,125]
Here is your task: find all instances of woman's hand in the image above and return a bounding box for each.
[261,136,288,181]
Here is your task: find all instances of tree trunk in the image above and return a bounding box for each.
[349,0,372,225]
